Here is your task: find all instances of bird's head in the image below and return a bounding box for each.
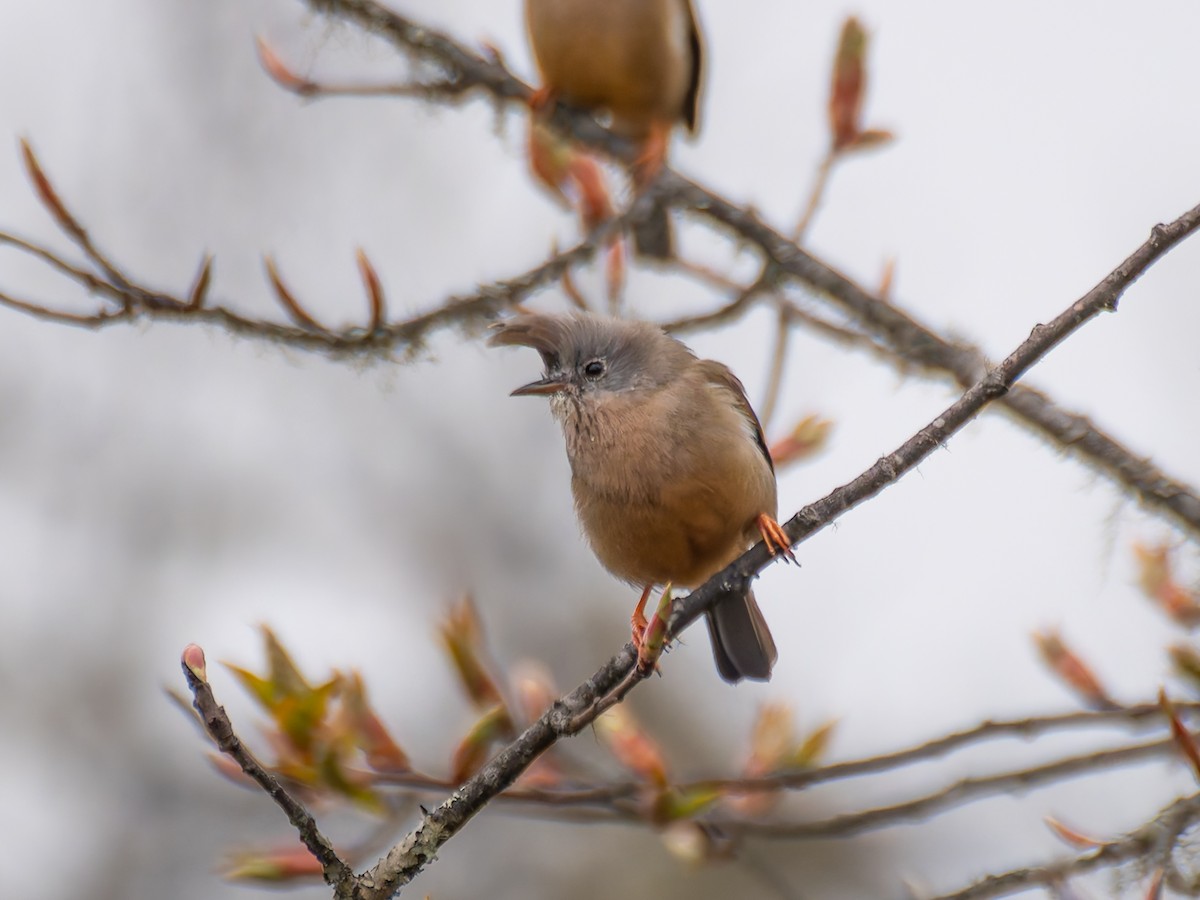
[488,312,693,403]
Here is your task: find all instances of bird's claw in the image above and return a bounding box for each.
[757,513,797,564]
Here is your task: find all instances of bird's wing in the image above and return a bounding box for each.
[695,359,774,473]
[680,0,704,133]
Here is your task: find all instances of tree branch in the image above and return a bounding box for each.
[341,195,1200,898]
[926,790,1200,900]
[0,214,615,359]
[661,206,1200,649]
[286,0,1200,543]
[7,6,1200,893]
[179,645,358,896]
[160,170,1200,893]
[360,704,1197,843]
[664,170,1200,539]
[686,702,1200,796]
[725,734,1177,840]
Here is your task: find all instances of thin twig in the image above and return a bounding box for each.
[781,298,895,360]
[742,142,838,430]
[0,212,629,360]
[724,735,1176,839]
[178,646,358,896]
[925,791,1200,900]
[684,701,1200,796]
[758,298,791,431]
[791,150,837,243]
[658,266,779,334]
[366,702,1198,812]
[671,256,747,294]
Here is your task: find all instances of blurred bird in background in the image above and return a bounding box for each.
[524,0,704,259]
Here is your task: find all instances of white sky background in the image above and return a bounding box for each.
[1,2,1199,898]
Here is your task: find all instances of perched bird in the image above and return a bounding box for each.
[524,0,704,259]
[490,312,793,683]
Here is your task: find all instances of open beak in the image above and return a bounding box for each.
[511,374,568,397]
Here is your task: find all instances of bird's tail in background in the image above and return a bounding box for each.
[632,203,673,260]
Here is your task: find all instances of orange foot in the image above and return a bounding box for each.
[629,584,653,646]
[757,513,798,565]
[632,121,671,187]
[528,85,556,114]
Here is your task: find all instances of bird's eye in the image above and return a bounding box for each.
[582,359,606,380]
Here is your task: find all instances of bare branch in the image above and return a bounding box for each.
[926,791,1200,900]
[256,36,473,102]
[0,212,621,359]
[362,702,1199,823]
[297,0,531,108]
[791,151,837,243]
[178,644,358,896]
[725,735,1176,839]
[659,266,780,335]
[687,702,1200,796]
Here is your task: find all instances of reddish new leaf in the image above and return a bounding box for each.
[186,254,214,309]
[1134,542,1200,628]
[440,595,506,711]
[450,704,514,783]
[769,415,833,468]
[1160,688,1200,782]
[1033,630,1116,710]
[596,705,669,787]
[1045,815,1105,850]
[828,18,867,151]
[264,256,325,332]
[224,843,325,882]
[355,248,387,332]
[340,671,410,774]
[255,37,317,96]
[20,138,85,239]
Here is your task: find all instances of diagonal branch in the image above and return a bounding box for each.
[355,648,638,899]
[342,201,1200,898]
[291,0,1200,543]
[179,645,358,896]
[663,204,1200,647]
[159,188,1200,899]
[662,169,1200,540]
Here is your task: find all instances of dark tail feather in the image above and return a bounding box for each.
[705,590,777,683]
[632,203,673,260]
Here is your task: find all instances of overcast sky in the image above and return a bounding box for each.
[1,2,1199,898]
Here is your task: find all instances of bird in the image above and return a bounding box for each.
[489,312,794,682]
[524,0,704,259]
